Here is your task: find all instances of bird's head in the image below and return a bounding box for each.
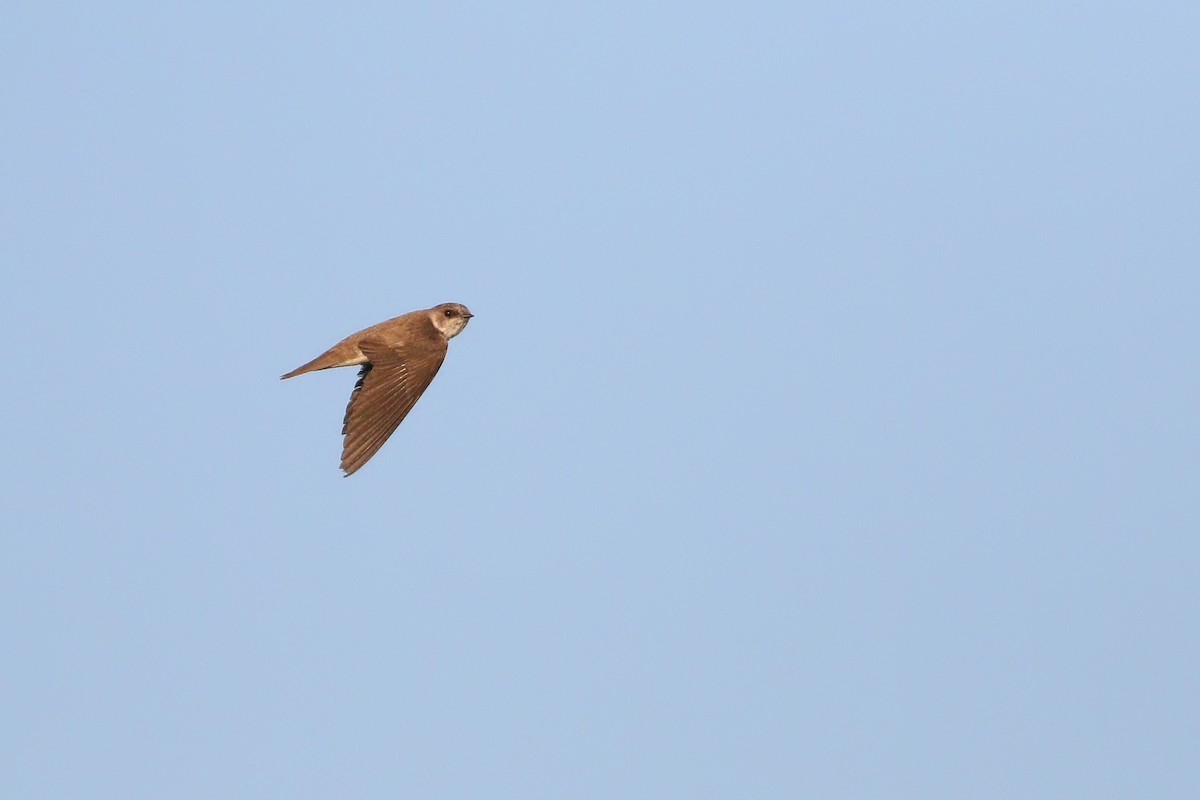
[429,302,474,339]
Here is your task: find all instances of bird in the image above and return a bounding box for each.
[282,302,473,475]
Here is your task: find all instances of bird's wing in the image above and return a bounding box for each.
[339,336,447,475]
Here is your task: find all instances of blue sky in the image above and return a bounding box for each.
[3,2,1198,797]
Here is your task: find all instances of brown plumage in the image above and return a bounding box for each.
[282,302,473,475]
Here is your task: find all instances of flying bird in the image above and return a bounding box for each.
[282,302,473,475]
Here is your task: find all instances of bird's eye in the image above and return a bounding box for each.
[444,309,455,317]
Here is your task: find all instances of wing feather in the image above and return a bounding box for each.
[339,337,447,475]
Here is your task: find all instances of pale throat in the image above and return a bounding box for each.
[436,317,468,339]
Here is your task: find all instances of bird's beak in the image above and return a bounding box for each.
[464,313,474,319]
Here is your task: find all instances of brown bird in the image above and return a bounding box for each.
[282,302,473,475]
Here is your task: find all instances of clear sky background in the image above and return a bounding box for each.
[3,2,1198,798]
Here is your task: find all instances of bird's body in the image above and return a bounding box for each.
[282,302,472,475]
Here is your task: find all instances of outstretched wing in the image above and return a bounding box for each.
[339,336,447,475]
